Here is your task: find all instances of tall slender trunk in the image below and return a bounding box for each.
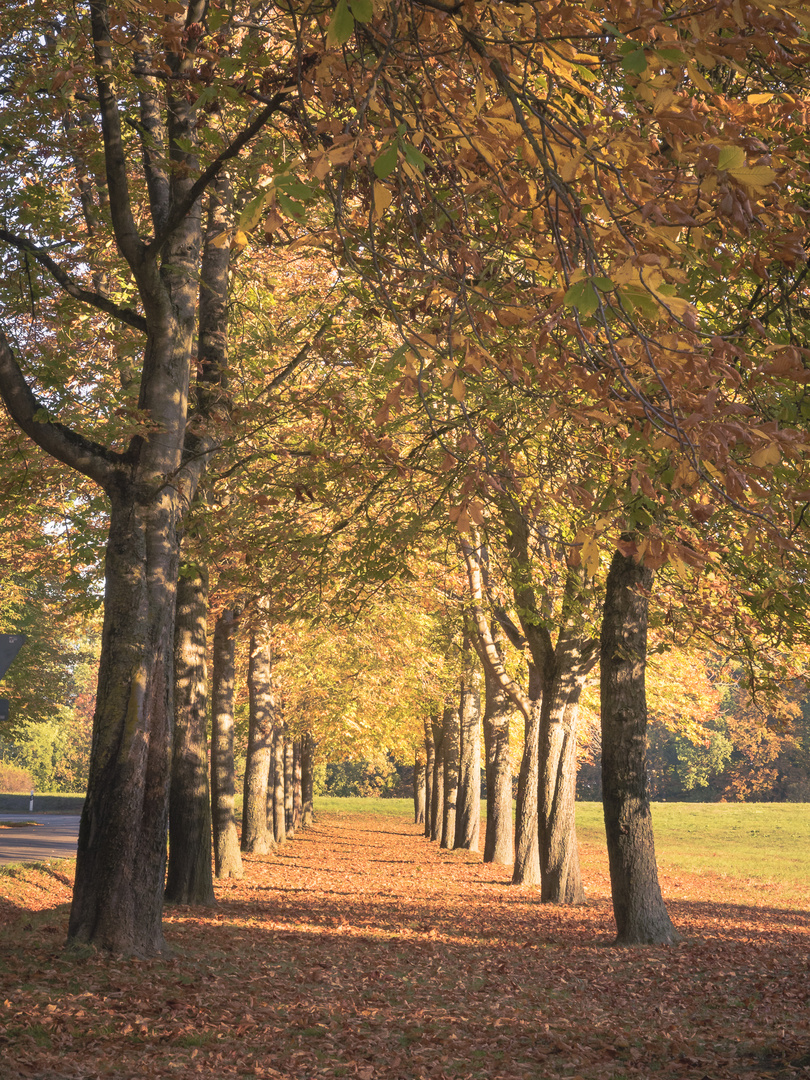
[413,748,426,825]
[241,618,275,855]
[292,737,302,833]
[601,548,678,945]
[512,665,542,886]
[538,632,595,904]
[272,717,286,846]
[301,732,314,826]
[482,663,513,866]
[455,635,481,851]
[430,712,444,842]
[284,733,294,838]
[440,703,459,849]
[423,719,435,839]
[165,561,215,905]
[211,610,242,879]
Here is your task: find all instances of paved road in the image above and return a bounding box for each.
[0,813,80,865]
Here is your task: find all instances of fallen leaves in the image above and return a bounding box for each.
[0,809,808,1080]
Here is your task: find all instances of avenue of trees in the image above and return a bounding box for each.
[0,0,809,953]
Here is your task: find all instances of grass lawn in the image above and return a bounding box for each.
[575,800,810,889]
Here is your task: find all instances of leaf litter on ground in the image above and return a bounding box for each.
[0,809,808,1080]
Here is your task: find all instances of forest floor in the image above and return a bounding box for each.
[0,808,808,1080]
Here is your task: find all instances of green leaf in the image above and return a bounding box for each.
[591,276,614,291]
[327,0,355,46]
[622,48,648,74]
[277,192,306,221]
[349,0,374,23]
[373,142,399,179]
[563,280,599,316]
[401,142,426,172]
[718,145,746,171]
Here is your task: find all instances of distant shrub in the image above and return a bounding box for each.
[0,761,33,792]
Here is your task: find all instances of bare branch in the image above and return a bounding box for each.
[0,230,147,334]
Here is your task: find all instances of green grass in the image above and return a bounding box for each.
[576,800,810,887]
[0,793,85,813]
[315,796,414,817]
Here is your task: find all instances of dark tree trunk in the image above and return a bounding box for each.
[430,712,444,842]
[423,719,435,839]
[454,635,481,850]
[284,733,294,838]
[413,748,426,825]
[241,618,275,855]
[292,738,303,833]
[272,717,286,846]
[440,703,459,849]
[482,662,513,866]
[600,549,678,945]
[301,732,314,826]
[513,664,542,886]
[165,561,215,905]
[211,610,243,880]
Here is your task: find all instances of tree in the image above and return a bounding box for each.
[600,546,678,945]
[211,609,243,881]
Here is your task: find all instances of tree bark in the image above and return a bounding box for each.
[241,617,276,855]
[165,561,215,905]
[512,674,542,886]
[430,712,444,842]
[537,629,597,905]
[301,732,315,826]
[482,661,513,866]
[600,548,678,945]
[292,737,303,834]
[413,748,426,825]
[284,733,294,838]
[423,719,435,839]
[272,717,287,846]
[454,633,481,851]
[211,610,243,880]
[440,703,459,849]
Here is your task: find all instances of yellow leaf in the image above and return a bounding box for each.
[451,375,466,401]
[747,92,773,104]
[728,165,777,191]
[373,182,392,221]
[750,442,781,467]
[686,63,714,94]
[581,535,600,578]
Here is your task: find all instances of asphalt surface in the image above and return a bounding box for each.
[0,813,80,865]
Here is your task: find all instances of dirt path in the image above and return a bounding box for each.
[1,811,809,1079]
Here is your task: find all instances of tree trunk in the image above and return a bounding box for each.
[482,663,513,866]
[413,748,426,825]
[211,610,243,880]
[272,717,286,846]
[600,548,678,945]
[165,561,215,905]
[512,666,542,886]
[241,617,275,855]
[454,635,481,851]
[292,737,303,833]
[440,703,459,849]
[423,719,435,839]
[430,712,444,842]
[284,733,294,838]
[68,491,183,954]
[538,631,595,905]
[301,732,314,827]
